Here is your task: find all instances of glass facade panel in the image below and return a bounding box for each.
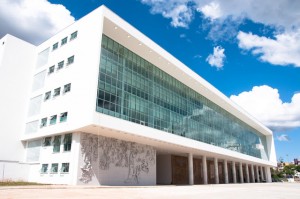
[96,34,268,160]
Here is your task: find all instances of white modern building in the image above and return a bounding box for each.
[0,5,276,186]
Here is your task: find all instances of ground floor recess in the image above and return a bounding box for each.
[156,154,271,185]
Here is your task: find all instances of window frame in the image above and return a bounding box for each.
[40,118,47,128]
[61,37,68,46]
[52,42,58,51]
[61,163,70,173]
[51,163,59,173]
[70,31,77,40]
[43,137,52,147]
[52,135,61,153]
[48,65,55,74]
[49,115,57,125]
[63,83,71,94]
[67,55,74,65]
[44,91,51,101]
[53,87,61,97]
[57,61,64,70]
[63,133,72,151]
[60,112,68,123]
[41,164,48,173]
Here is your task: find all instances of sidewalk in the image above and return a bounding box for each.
[1,183,300,199]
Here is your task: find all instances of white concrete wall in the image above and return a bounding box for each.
[0,35,36,164]
[22,7,105,142]
[77,133,156,186]
[26,132,81,185]
[0,162,31,181]
[156,154,172,185]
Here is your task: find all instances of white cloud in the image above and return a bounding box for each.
[277,134,290,142]
[195,0,300,30]
[179,34,186,38]
[141,0,193,28]
[237,30,300,67]
[141,0,300,30]
[140,0,300,65]
[0,0,75,45]
[197,2,221,21]
[206,46,225,69]
[230,85,300,131]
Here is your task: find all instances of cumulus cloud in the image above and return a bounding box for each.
[195,0,300,30]
[197,2,221,20]
[206,46,225,69]
[141,0,300,30]
[277,134,290,142]
[230,85,300,132]
[0,0,75,45]
[141,0,193,28]
[140,0,300,66]
[237,30,300,67]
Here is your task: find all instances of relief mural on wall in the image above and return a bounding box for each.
[79,133,155,184]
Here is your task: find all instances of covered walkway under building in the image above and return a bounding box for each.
[156,153,271,185]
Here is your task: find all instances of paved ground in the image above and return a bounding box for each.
[1,183,300,199]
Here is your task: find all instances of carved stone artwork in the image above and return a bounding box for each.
[79,133,155,185]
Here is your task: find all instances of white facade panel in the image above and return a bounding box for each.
[25,120,39,134]
[26,139,42,162]
[27,95,43,117]
[0,35,36,163]
[31,70,47,92]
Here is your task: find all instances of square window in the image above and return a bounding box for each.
[63,133,72,151]
[70,31,77,40]
[61,163,69,173]
[43,137,52,147]
[40,118,47,128]
[48,66,55,74]
[60,112,68,122]
[41,164,48,173]
[44,91,51,101]
[52,42,58,51]
[53,87,61,97]
[63,83,71,93]
[61,37,68,46]
[57,61,64,70]
[67,56,74,65]
[53,136,61,153]
[49,115,57,125]
[51,163,58,173]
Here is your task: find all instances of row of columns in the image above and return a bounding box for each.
[188,153,271,185]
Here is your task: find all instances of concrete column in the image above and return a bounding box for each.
[224,159,229,184]
[202,156,208,184]
[256,165,260,183]
[214,157,219,184]
[251,164,255,183]
[232,161,237,183]
[261,166,265,181]
[188,153,194,185]
[239,162,244,183]
[265,166,272,183]
[245,164,250,183]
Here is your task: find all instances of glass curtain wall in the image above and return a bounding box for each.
[96,34,268,160]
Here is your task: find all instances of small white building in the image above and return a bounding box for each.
[0,5,276,186]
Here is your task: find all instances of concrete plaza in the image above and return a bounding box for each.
[1,183,299,199]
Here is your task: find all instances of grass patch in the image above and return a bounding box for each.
[0,180,47,186]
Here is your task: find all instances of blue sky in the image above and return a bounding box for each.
[1,0,299,162]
